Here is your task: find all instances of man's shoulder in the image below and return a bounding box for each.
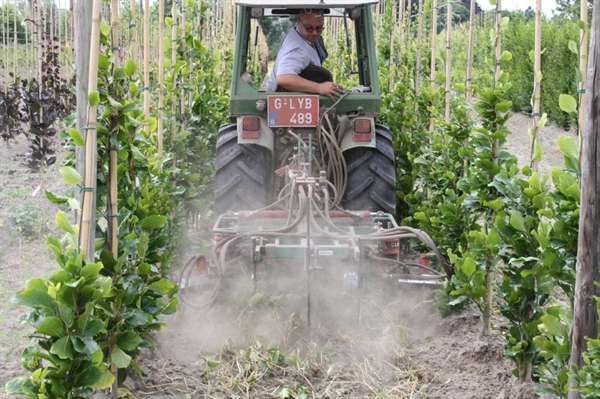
[280,28,311,51]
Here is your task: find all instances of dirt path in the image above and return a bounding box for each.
[0,113,574,398]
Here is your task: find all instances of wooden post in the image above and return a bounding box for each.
[485,0,503,338]
[415,0,423,94]
[429,0,438,132]
[530,0,542,172]
[577,0,588,167]
[397,0,405,78]
[444,0,452,122]
[388,0,396,92]
[171,0,177,140]
[466,0,475,101]
[568,3,600,397]
[143,0,150,130]
[79,0,102,260]
[129,0,137,75]
[157,0,165,157]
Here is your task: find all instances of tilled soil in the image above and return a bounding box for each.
[0,113,574,398]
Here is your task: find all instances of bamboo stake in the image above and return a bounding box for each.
[171,0,177,141]
[129,0,137,77]
[397,0,405,82]
[4,4,8,87]
[143,0,149,131]
[444,0,452,122]
[485,0,503,339]
[13,0,18,80]
[578,0,588,167]
[415,0,423,94]
[157,0,164,157]
[180,4,186,128]
[388,1,396,92]
[108,3,121,395]
[429,0,438,132]
[530,0,542,172]
[405,0,412,52]
[80,0,102,261]
[466,0,475,101]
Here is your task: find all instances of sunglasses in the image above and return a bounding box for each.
[298,18,325,33]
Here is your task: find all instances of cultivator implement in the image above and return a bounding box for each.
[179,161,452,327]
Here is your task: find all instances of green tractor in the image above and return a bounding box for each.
[214,0,396,216]
[179,0,451,317]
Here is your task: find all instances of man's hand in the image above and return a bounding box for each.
[318,81,346,101]
[276,74,346,101]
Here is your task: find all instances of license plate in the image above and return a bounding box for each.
[267,95,319,127]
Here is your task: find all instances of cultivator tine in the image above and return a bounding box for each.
[304,184,312,340]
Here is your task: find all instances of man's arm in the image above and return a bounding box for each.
[276,74,344,101]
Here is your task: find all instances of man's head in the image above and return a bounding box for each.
[297,9,324,44]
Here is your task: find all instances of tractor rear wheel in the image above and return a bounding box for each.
[342,125,396,214]
[214,124,273,215]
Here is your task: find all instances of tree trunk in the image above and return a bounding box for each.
[568,0,600,397]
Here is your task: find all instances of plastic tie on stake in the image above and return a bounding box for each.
[83,125,96,130]
[129,23,136,29]
[577,88,586,94]
[78,184,94,193]
[529,112,541,117]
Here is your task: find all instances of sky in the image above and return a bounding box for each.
[478,0,558,15]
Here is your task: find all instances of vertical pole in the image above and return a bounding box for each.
[171,0,177,141]
[388,1,396,92]
[485,0,503,338]
[429,0,438,132]
[79,0,102,261]
[143,0,150,132]
[466,0,475,101]
[415,0,423,94]
[577,0,588,167]
[397,0,405,78]
[129,0,137,77]
[444,0,452,122]
[530,0,542,172]
[157,0,165,157]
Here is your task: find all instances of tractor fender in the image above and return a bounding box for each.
[235,116,274,152]
[338,116,380,152]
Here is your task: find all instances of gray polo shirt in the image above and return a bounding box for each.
[266,27,328,92]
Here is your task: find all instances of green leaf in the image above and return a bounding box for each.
[124,59,137,77]
[557,135,579,162]
[117,331,144,351]
[111,346,132,369]
[568,40,578,55]
[495,101,512,113]
[559,94,577,114]
[499,50,512,62]
[82,319,105,337]
[45,190,69,204]
[4,378,29,394]
[509,210,527,232]
[56,211,76,234]
[81,263,103,280]
[75,366,114,389]
[13,288,56,311]
[51,336,75,360]
[148,278,175,295]
[59,166,83,185]
[461,257,477,278]
[139,215,168,229]
[88,91,100,106]
[147,117,158,132]
[68,128,85,146]
[38,316,66,338]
